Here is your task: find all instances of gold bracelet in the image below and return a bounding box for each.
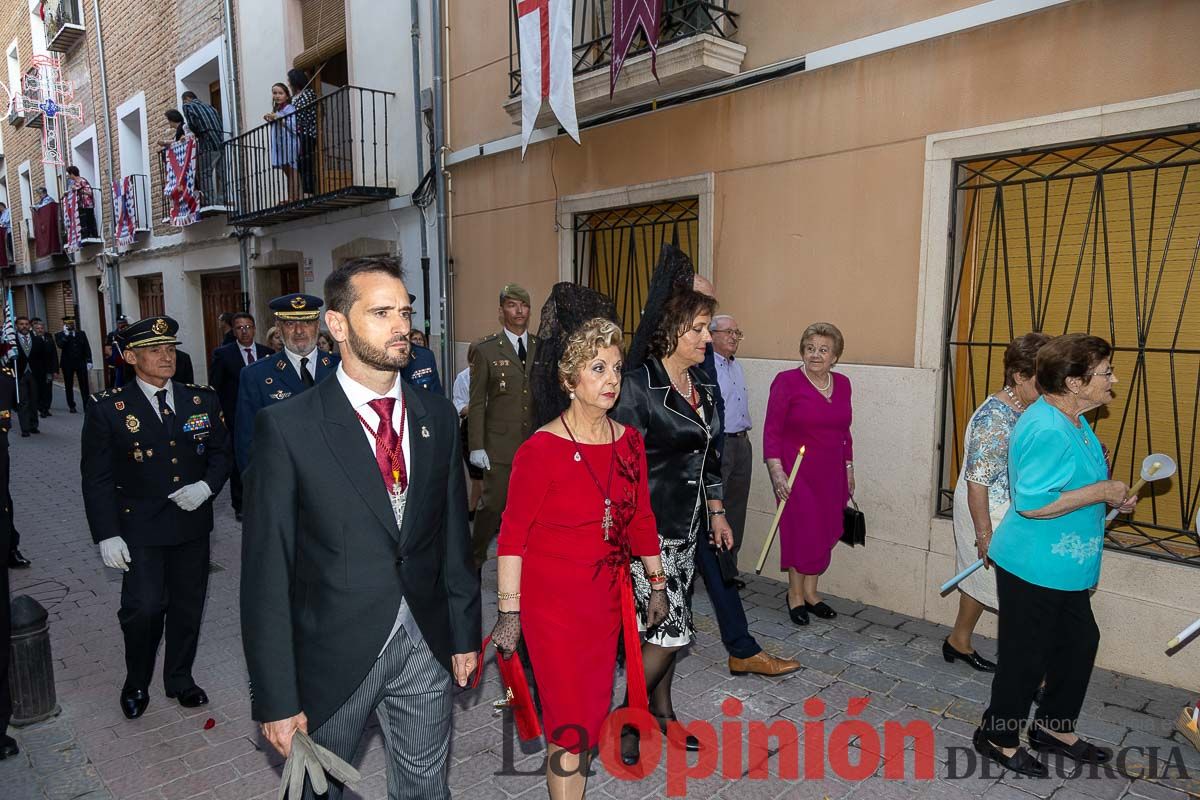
[497,591,521,600]
[646,570,666,580]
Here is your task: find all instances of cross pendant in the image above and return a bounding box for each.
[602,500,613,541]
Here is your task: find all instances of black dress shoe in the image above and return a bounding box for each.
[167,686,209,708]
[69,407,77,413]
[121,687,150,719]
[805,601,837,619]
[787,601,810,626]
[1028,726,1111,764]
[654,715,700,752]
[943,638,997,672]
[8,549,31,568]
[0,734,18,758]
[973,729,1047,777]
[20,432,29,438]
[732,578,746,590]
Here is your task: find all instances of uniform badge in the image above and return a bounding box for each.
[133,447,143,462]
[145,449,153,458]
[152,318,169,335]
[197,443,205,455]
[322,356,331,367]
[291,296,307,309]
[265,377,274,385]
[275,361,287,371]
[114,401,125,411]
[125,415,140,433]
[499,379,507,392]
[421,425,430,438]
[182,413,211,433]
[270,390,292,401]
[193,396,202,405]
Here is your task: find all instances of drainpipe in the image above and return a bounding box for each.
[91,0,119,323]
[221,0,250,311]
[410,0,432,349]
[430,0,452,380]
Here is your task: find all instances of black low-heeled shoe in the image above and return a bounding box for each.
[654,715,700,752]
[942,638,997,672]
[805,601,837,619]
[1027,726,1111,764]
[787,602,809,626]
[972,729,1047,777]
[620,726,639,766]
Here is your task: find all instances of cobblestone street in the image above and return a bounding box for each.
[2,396,1198,799]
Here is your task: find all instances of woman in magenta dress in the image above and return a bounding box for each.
[763,322,854,626]
[491,316,667,800]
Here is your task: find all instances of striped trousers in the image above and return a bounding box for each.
[305,624,453,800]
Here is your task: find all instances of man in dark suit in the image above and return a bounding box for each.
[31,318,57,417]
[234,293,338,471]
[208,312,271,520]
[104,316,131,389]
[0,365,18,757]
[81,316,231,720]
[14,315,48,436]
[242,257,479,800]
[55,315,93,413]
[173,348,195,384]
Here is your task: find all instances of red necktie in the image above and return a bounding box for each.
[367,397,407,492]
[243,348,254,366]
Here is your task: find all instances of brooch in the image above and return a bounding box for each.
[125,415,140,433]
[321,356,331,367]
[421,425,430,438]
[114,401,125,411]
[193,396,202,405]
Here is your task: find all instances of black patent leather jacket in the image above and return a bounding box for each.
[610,358,724,542]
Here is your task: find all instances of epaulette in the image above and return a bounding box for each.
[480,333,500,343]
[0,366,13,378]
[186,383,216,392]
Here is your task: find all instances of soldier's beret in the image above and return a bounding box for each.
[121,316,180,349]
[270,293,324,321]
[499,284,530,306]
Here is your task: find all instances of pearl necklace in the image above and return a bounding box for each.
[1002,385,1025,412]
[804,367,832,393]
[669,368,698,409]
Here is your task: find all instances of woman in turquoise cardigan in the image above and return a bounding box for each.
[974,334,1135,777]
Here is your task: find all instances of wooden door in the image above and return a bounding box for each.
[138,275,164,317]
[200,272,243,358]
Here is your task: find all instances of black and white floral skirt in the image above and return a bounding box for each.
[629,500,701,647]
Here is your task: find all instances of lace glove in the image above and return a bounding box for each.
[489,610,521,657]
[645,587,669,629]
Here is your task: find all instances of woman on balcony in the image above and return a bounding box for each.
[65,166,98,241]
[264,83,300,202]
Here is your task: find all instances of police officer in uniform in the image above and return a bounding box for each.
[80,316,231,720]
[400,340,443,393]
[467,283,538,566]
[233,293,338,470]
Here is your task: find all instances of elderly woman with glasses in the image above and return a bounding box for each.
[763,322,853,626]
[974,334,1134,777]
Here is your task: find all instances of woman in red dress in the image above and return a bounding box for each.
[492,317,667,799]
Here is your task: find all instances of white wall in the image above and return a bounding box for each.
[235,0,293,137]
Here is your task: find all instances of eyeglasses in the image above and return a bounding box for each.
[233,325,254,332]
[714,329,744,340]
[1087,369,1115,379]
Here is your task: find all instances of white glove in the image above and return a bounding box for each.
[168,481,213,512]
[99,537,132,571]
[469,449,491,471]
[86,363,93,370]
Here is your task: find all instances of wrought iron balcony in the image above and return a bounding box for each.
[223,85,397,226]
[46,0,86,53]
[505,0,743,126]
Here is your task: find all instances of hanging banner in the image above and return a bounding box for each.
[611,0,662,96]
[517,0,579,156]
[63,186,81,253]
[112,176,137,247]
[164,138,199,227]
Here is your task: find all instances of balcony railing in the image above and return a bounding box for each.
[158,131,231,223]
[223,85,396,226]
[508,0,739,97]
[46,0,86,53]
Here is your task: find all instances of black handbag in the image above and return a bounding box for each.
[841,499,865,547]
[713,545,740,583]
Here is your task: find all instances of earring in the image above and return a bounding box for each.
[569,391,576,400]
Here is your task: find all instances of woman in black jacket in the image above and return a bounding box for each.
[611,286,733,761]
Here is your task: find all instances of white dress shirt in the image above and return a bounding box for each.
[502,327,528,359]
[283,346,318,382]
[452,366,470,415]
[334,364,418,653]
[240,345,258,367]
[136,376,176,421]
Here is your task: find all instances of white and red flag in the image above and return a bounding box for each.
[517,0,579,156]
